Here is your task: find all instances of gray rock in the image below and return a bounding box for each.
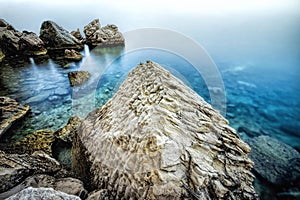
[19,31,47,56]
[83,19,125,47]
[5,187,80,200]
[73,61,258,199]
[247,135,300,185]
[0,96,30,138]
[40,21,83,51]
[68,71,90,87]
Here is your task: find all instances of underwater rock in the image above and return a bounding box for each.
[0,150,61,193]
[54,87,69,96]
[238,126,260,138]
[64,49,83,61]
[40,20,83,51]
[72,61,258,199]
[247,135,300,185]
[25,92,51,104]
[0,19,47,56]
[0,96,30,138]
[83,19,125,47]
[71,28,83,41]
[68,71,90,87]
[5,187,80,200]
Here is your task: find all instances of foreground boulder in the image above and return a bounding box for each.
[6,187,80,200]
[0,96,30,138]
[68,71,90,87]
[73,61,258,199]
[247,135,300,185]
[0,19,47,56]
[83,19,125,47]
[40,21,84,51]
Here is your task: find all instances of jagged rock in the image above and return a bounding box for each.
[0,150,61,193]
[5,187,80,200]
[64,49,83,61]
[71,28,83,41]
[0,19,47,56]
[0,96,30,138]
[247,135,300,185]
[54,116,82,143]
[72,61,258,199]
[68,71,90,87]
[40,21,84,51]
[83,19,125,47]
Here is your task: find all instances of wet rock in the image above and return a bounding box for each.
[64,49,83,61]
[71,28,83,41]
[0,96,30,138]
[0,19,47,56]
[54,116,82,143]
[68,71,90,87]
[247,135,300,185]
[5,187,80,200]
[73,61,258,199]
[83,19,125,47]
[0,150,61,193]
[40,20,84,51]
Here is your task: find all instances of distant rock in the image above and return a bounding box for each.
[0,96,30,139]
[83,19,125,47]
[71,28,83,41]
[5,187,80,200]
[40,21,84,51]
[68,71,90,87]
[64,49,83,61]
[247,135,300,185]
[73,61,258,199]
[0,19,47,56]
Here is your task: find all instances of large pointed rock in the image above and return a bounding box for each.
[72,61,258,199]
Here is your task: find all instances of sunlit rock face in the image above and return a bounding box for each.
[73,61,258,199]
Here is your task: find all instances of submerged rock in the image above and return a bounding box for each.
[68,71,90,87]
[83,19,125,47]
[0,19,47,56]
[64,49,83,61]
[71,28,83,41]
[73,61,258,199]
[0,96,30,139]
[5,187,80,200]
[40,21,83,51]
[247,135,300,185]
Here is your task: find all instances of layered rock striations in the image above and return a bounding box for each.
[73,61,258,199]
[83,19,125,47]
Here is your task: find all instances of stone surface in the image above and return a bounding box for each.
[40,20,83,51]
[68,71,90,87]
[0,96,30,138]
[0,48,4,61]
[0,19,47,56]
[0,150,61,193]
[73,61,258,199]
[83,19,125,47]
[64,49,83,61]
[5,187,80,200]
[54,116,82,143]
[71,28,83,41]
[247,135,300,185]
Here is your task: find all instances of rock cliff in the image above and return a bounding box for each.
[73,61,258,199]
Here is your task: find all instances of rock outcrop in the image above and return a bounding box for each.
[72,61,258,199]
[71,28,83,41]
[64,49,83,61]
[5,187,81,200]
[0,96,30,138]
[68,71,90,87]
[83,19,125,47]
[247,135,300,185]
[40,21,84,51]
[0,19,47,56]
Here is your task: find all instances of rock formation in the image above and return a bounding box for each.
[71,28,83,41]
[5,187,81,200]
[0,96,30,138]
[83,19,125,47]
[40,21,83,51]
[64,49,83,61]
[68,71,90,87]
[0,19,47,56]
[72,61,258,199]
